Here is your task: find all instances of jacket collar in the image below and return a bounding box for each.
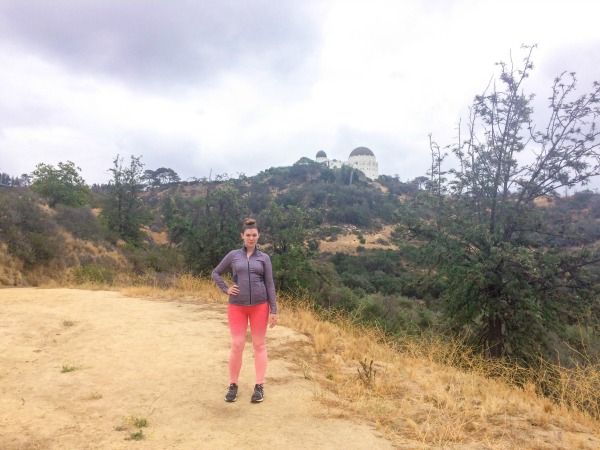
[242,245,259,255]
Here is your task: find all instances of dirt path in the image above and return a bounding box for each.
[0,288,393,450]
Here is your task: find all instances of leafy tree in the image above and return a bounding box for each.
[291,157,324,182]
[160,191,189,245]
[100,155,147,243]
[181,184,243,273]
[18,174,31,186]
[143,167,181,188]
[401,46,600,361]
[259,201,318,294]
[30,161,90,207]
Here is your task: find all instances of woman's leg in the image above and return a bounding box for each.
[227,305,249,384]
[248,302,270,385]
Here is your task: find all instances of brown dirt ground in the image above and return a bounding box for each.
[0,288,394,450]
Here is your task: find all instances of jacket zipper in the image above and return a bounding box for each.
[247,257,252,305]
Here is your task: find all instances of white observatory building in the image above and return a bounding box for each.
[315,146,378,180]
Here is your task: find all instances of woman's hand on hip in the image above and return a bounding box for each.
[227,285,239,296]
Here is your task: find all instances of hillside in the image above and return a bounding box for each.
[3,163,600,444]
[2,286,599,449]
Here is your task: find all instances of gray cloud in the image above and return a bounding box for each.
[0,0,322,90]
[2,0,598,190]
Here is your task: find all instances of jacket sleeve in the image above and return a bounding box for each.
[212,251,234,294]
[263,254,277,314]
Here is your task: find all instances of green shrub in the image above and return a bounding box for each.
[0,189,64,267]
[72,265,116,285]
[126,243,184,274]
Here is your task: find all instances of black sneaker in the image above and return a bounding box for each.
[225,383,238,402]
[251,384,264,403]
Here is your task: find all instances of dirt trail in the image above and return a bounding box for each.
[0,288,393,450]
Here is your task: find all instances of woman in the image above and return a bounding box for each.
[211,218,277,403]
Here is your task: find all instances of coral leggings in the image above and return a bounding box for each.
[227,302,269,385]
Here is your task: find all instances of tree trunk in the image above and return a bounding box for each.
[487,315,505,358]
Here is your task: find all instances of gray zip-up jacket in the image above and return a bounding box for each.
[211,247,277,314]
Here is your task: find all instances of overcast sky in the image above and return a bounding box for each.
[1,0,599,185]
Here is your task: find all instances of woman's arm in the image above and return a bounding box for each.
[263,254,277,314]
[211,251,235,293]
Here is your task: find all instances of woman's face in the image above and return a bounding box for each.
[241,228,259,248]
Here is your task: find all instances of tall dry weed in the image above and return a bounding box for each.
[121,273,224,304]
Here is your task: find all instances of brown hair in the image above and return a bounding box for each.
[241,218,258,232]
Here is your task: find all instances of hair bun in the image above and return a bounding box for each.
[244,218,256,225]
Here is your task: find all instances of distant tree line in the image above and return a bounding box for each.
[0,172,30,187]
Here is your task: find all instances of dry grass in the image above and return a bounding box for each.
[140,225,170,245]
[319,225,398,254]
[120,273,225,304]
[0,243,25,286]
[35,275,600,449]
[274,296,600,449]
